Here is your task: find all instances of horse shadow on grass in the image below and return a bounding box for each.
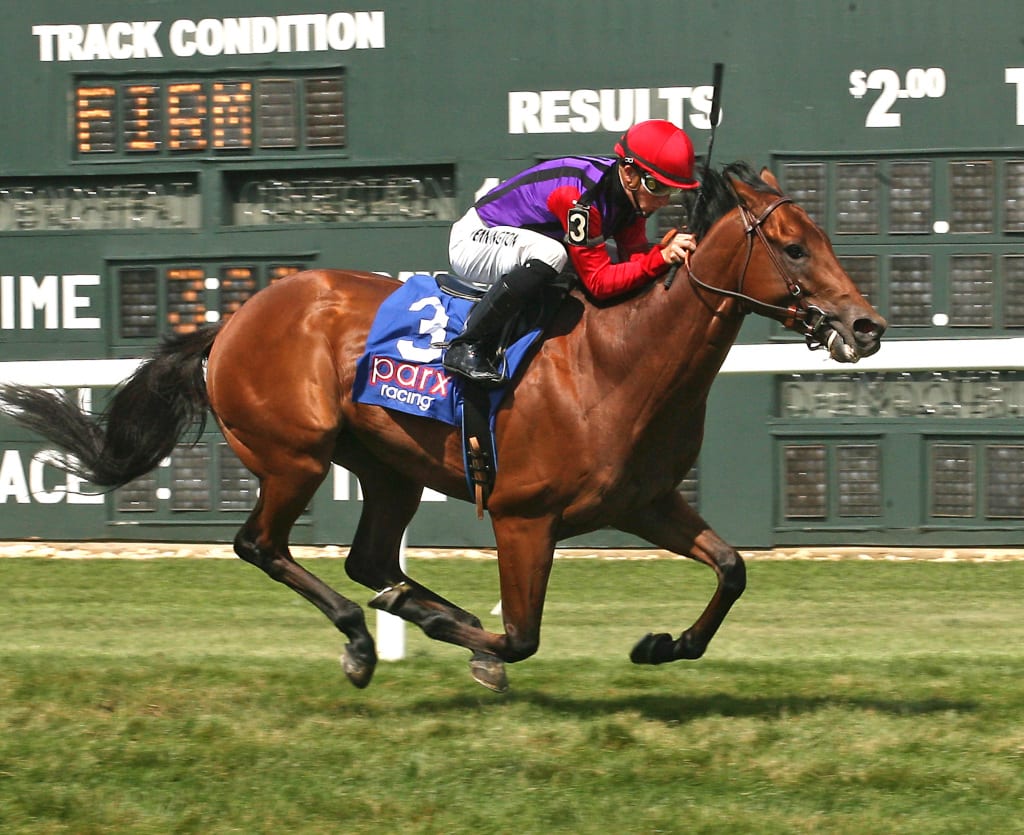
[406,690,978,725]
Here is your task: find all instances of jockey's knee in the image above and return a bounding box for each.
[527,238,568,274]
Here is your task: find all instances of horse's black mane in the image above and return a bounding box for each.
[688,161,781,241]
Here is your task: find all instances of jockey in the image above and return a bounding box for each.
[444,119,701,387]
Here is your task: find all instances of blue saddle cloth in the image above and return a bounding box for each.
[352,273,543,428]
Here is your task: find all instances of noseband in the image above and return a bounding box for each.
[684,195,834,351]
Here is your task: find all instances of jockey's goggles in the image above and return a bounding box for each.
[640,173,681,198]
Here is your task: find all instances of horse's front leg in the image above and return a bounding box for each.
[618,491,747,665]
[348,454,557,691]
[368,514,557,692]
[489,513,559,663]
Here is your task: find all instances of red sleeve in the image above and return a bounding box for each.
[547,186,670,301]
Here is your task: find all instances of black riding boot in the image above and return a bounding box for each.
[443,259,558,388]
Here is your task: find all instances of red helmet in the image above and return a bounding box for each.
[614,120,699,189]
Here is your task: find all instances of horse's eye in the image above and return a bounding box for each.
[784,244,806,260]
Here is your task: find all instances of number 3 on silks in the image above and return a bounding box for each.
[397,295,449,363]
[566,206,591,246]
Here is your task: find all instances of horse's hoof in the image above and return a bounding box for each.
[630,632,675,665]
[340,645,376,689]
[469,654,509,693]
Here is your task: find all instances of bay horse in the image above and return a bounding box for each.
[0,163,885,693]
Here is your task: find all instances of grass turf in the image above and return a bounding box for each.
[1,556,1022,834]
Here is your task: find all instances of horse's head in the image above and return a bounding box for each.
[690,163,886,362]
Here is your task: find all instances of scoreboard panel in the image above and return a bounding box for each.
[75,86,118,152]
[124,84,162,152]
[167,83,207,151]
[1,0,1023,547]
[74,72,344,157]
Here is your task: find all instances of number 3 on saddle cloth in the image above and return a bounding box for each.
[353,272,570,514]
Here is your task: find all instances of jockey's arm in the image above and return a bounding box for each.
[548,188,670,301]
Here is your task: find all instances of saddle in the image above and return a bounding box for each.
[434,272,492,300]
[352,271,573,517]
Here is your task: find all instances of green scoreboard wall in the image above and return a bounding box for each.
[1,1,1023,547]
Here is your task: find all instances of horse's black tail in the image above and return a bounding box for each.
[0,323,223,488]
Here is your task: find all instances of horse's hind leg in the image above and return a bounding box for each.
[344,461,509,692]
[234,468,377,688]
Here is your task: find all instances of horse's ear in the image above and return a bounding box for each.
[759,167,781,190]
[728,176,754,207]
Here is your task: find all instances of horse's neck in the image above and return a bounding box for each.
[580,235,747,405]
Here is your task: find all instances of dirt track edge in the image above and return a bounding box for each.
[0,541,1021,562]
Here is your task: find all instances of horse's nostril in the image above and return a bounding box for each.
[854,317,885,338]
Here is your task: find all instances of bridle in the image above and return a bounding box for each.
[682,194,834,351]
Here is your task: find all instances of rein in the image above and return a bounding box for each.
[684,195,833,350]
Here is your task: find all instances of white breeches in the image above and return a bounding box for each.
[448,208,568,285]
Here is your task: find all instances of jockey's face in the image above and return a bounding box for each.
[620,164,674,217]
